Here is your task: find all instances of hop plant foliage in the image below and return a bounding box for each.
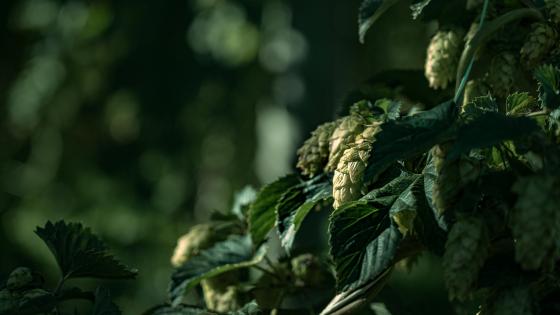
[425,30,463,89]
[521,23,557,67]
[510,175,560,270]
[297,121,337,177]
[443,215,490,301]
[171,224,215,267]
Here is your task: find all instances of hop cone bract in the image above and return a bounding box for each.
[521,23,557,67]
[487,52,517,98]
[297,121,337,177]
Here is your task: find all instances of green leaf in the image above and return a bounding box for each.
[358,0,401,43]
[506,92,537,115]
[389,176,424,236]
[364,100,458,183]
[448,112,539,160]
[329,200,401,292]
[535,64,560,110]
[92,287,121,315]
[462,95,498,121]
[34,221,137,280]
[410,0,433,19]
[169,235,265,306]
[230,301,261,315]
[248,175,301,245]
[276,176,332,253]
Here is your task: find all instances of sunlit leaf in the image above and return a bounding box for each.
[248,175,301,245]
[35,221,137,280]
[169,235,265,306]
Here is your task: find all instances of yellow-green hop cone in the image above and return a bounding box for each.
[325,116,365,172]
[443,215,489,301]
[171,224,215,267]
[479,286,534,315]
[297,121,337,177]
[520,23,557,67]
[487,52,517,98]
[545,0,560,25]
[425,30,463,89]
[510,175,560,270]
[462,80,489,106]
[202,275,244,313]
[332,125,378,209]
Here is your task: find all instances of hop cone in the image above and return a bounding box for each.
[463,80,489,106]
[546,0,560,25]
[297,121,337,177]
[479,286,534,315]
[425,30,463,89]
[290,253,328,287]
[6,268,33,291]
[171,224,214,267]
[487,52,517,98]
[332,125,378,209]
[510,175,560,270]
[202,273,244,313]
[443,215,489,301]
[325,102,368,172]
[520,23,557,67]
[432,144,481,216]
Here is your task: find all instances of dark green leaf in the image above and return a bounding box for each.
[92,287,121,315]
[34,221,137,280]
[248,175,301,245]
[169,235,265,306]
[364,100,458,183]
[535,64,560,110]
[448,112,539,160]
[329,199,401,292]
[358,0,401,43]
[230,301,261,315]
[462,95,498,121]
[276,176,332,253]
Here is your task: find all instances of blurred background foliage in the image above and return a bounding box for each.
[0,0,451,313]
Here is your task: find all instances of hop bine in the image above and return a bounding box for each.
[425,29,463,89]
[520,23,557,67]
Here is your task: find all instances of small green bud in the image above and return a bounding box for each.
[425,30,463,89]
[290,253,327,287]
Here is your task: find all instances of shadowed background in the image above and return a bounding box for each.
[0,0,453,314]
